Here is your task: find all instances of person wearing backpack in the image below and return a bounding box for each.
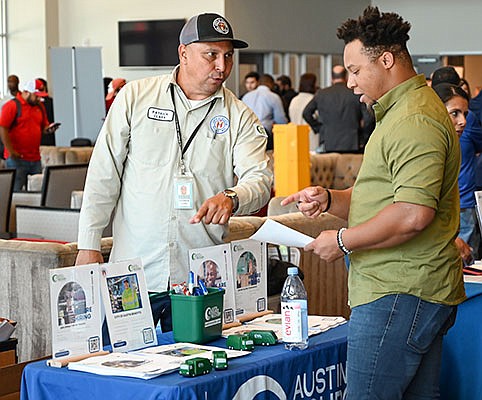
[0,79,59,191]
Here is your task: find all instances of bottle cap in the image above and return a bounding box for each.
[287,267,298,275]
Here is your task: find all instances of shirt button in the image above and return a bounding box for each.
[169,242,175,248]
[171,215,176,221]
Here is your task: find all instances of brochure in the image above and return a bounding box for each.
[99,259,158,352]
[49,264,103,359]
[222,314,346,340]
[188,244,237,324]
[137,342,250,359]
[68,352,180,379]
[231,239,268,319]
[68,342,250,379]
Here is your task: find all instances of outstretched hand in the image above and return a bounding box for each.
[189,193,233,225]
[281,186,329,218]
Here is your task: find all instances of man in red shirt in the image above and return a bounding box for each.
[0,79,58,191]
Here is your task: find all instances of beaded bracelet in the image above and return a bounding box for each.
[321,189,332,213]
[336,227,352,255]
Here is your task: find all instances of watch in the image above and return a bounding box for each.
[222,189,239,214]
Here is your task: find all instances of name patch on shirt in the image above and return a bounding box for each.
[147,107,174,122]
[210,115,230,135]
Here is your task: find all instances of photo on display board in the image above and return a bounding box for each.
[49,264,103,359]
[99,259,158,352]
[105,273,143,314]
[235,250,259,288]
[197,259,222,288]
[57,281,88,326]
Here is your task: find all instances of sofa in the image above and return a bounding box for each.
[0,211,348,363]
[39,146,94,168]
[310,152,363,189]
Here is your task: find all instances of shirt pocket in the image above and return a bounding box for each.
[190,132,231,178]
[129,126,175,167]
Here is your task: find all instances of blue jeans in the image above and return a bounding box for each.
[347,294,456,400]
[6,157,42,191]
[459,208,480,260]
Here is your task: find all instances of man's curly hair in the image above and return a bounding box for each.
[337,6,411,63]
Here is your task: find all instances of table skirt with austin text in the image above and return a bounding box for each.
[20,324,348,400]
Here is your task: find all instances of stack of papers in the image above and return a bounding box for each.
[222,314,346,340]
[68,342,250,379]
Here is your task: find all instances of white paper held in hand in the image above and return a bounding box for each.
[249,219,314,248]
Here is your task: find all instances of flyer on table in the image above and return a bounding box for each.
[231,239,268,319]
[49,264,103,359]
[188,243,236,324]
[100,259,157,352]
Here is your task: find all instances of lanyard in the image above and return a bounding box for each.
[170,85,217,174]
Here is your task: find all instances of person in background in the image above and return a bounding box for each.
[37,78,56,145]
[242,73,287,150]
[432,82,478,264]
[432,66,482,263]
[460,78,471,99]
[282,6,465,398]
[240,71,259,99]
[276,75,297,119]
[0,75,20,159]
[105,78,126,113]
[103,77,113,98]
[0,79,59,191]
[303,65,365,153]
[75,13,272,332]
[0,75,20,112]
[288,73,318,151]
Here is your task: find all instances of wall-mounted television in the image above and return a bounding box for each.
[118,19,185,67]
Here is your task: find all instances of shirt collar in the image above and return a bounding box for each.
[372,74,426,122]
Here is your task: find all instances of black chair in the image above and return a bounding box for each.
[40,164,89,208]
[70,138,93,147]
[0,169,16,232]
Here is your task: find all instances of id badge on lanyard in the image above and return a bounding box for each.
[173,170,194,210]
[170,84,216,210]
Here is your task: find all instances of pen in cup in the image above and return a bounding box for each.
[188,271,195,295]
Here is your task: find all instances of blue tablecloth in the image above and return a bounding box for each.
[440,282,482,400]
[21,324,348,400]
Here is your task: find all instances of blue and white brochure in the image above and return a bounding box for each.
[100,258,158,352]
[49,263,103,359]
[231,239,268,319]
[189,243,237,324]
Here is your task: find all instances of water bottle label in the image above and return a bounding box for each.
[281,300,306,343]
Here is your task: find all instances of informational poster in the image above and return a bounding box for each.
[189,244,236,324]
[49,264,103,359]
[99,259,157,352]
[231,239,268,319]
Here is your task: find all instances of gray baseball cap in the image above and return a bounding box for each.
[179,13,248,49]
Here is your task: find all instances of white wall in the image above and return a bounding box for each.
[5,0,224,87]
[6,0,482,91]
[373,0,482,55]
[7,0,47,85]
[57,0,224,83]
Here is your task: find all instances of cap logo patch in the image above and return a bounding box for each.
[210,115,230,134]
[213,17,229,35]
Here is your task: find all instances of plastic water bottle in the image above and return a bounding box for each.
[281,267,308,350]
